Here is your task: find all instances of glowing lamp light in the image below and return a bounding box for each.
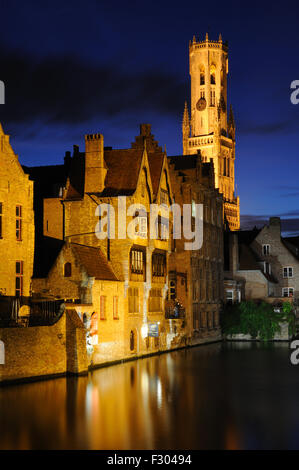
[141,324,149,339]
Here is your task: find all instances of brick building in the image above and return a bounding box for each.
[167,151,224,344]
[0,124,34,323]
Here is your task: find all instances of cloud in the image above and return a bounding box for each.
[0,44,187,127]
[240,214,299,236]
[238,119,296,136]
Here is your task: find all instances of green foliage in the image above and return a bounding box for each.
[221,300,295,341]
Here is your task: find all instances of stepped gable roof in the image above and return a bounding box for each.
[71,243,118,281]
[100,148,144,197]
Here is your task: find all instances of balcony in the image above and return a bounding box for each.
[165,300,186,319]
[0,296,65,327]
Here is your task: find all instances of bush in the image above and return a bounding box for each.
[221,300,295,341]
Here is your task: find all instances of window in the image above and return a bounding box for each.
[130,330,135,352]
[157,216,169,240]
[100,295,106,320]
[210,90,215,106]
[16,205,22,241]
[226,290,233,304]
[128,287,139,313]
[130,249,144,274]
[210,64,216,84]
[16,261,23,297]
[283,267,293,278]
[264,262,271,275]
[169,280,176,300]
[200,89,205,99]
[200,66,205,85]
[263,244,270,255]
[0,203,2,238]
[149,288,162,312]
[282,287,294,298]
[160,189,168,205]
[135,216,147,238]
[113,296,119,319]
[64,262,72,277]
[152,253,166,277]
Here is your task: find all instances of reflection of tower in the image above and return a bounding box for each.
[182,33,240,231]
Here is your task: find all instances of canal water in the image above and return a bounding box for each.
[0,341,299,450]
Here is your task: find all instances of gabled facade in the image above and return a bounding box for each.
[0,124,34,321]
[224,218,299,303]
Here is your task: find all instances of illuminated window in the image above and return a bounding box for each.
[100,295,106,320]
[15,261,23,297]
[210,64,216,84]
[64,262,72,277]
[210,90,215,106]
[16,205,22,241]
[149,288,162,312]
[152,253,166,277]
[135,216,147,238]
[0,203,2,238]
[130,249,144,274]
[128,287,139,313]
[160,188,168,205]
[283,267,293,278]
[200,66,205,85]
[113,296,119,319]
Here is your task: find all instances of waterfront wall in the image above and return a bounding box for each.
[0,308,88,384]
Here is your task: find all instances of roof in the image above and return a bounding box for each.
[237,228,261,245]
[147,152,165,197]
[168,155,198,171]
[71,243,118,281]
[101,148,144,196]
[238,243,277,283]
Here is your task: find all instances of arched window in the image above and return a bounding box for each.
[200,65,205,85]
[210,64,216,85]
[64,262,72,277]
[130,330,135,351]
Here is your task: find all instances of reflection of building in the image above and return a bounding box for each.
[224,218,299,303]
[182,33,240,230]
[0,124,34,322]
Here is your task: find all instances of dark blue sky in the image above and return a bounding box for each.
[0,0,299,234]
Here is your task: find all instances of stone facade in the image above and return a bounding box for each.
[224,218,299,303]
[182,34,240,230]
[0,124,34,300]
[167,153,224,344]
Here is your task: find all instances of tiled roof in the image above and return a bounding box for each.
[101,148,144,196]
[71,243,118,281]
[147,152,165,197]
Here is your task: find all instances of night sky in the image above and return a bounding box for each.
[0,0,299,235]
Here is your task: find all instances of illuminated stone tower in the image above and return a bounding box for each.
[182,33,240,230]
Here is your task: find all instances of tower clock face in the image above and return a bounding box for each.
[196,97,206,111]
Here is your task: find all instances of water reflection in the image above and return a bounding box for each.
[0,342,297,449]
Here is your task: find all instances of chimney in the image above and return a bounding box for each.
[84,133,106,193]
[269,217,281,238]
[229,232,239,273]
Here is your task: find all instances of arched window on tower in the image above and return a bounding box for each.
[200,65,205,85]
[210,64,216,85]
[221,68,224,87]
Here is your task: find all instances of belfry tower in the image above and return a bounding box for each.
[182,33,240,230]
